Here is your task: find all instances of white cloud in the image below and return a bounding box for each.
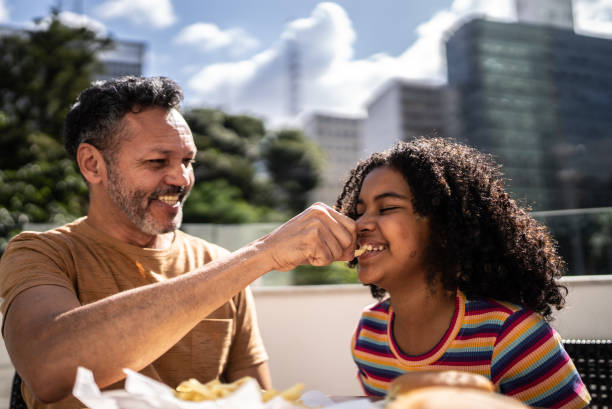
[185,0,612,127]
[0,0,9,22]
[574,0,612,36]
[94,0,177,28]
[187,2,360,125]
[30,11,108,37]
[174,23,259,55]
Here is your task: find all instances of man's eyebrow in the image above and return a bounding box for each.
[145,148,196,156]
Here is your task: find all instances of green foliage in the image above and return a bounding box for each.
[0,13,326,255]
[0,11,109,252]
[292,261,360,285]
[183,180,287,223]
[260,129,323,214]
[0,158,88,251]
[182,109,323,223]
[0,11,111,169]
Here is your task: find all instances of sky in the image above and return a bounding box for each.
[2,0,612,128]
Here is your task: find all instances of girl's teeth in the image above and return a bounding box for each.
[354,244,385,256]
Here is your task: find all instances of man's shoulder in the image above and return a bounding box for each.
[5,217,88,251]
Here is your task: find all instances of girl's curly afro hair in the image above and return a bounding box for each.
[335,137,566,320]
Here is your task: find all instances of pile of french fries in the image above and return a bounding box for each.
[174,376,305,404]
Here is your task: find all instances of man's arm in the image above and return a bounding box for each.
[2,203,356,403]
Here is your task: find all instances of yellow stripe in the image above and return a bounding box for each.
[353,349,404,368]
[493,313,540,356]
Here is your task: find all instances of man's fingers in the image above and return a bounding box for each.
[309,203,357,251]
[264,202,357,271]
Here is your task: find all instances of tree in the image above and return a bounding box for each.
[260,129,323,214]
[0,11,111,252]
[182,108,288,223]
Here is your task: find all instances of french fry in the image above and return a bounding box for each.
[279,383,305,401]
[354,247,366,257]
[173,376,305,405]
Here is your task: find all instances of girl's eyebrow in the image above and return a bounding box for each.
[357,192,410,204]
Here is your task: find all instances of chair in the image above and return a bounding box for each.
[563,339,612,409]
[10,372,27,409]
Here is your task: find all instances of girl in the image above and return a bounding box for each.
[336,137,590,409]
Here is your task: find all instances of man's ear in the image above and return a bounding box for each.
[77,143,107,185]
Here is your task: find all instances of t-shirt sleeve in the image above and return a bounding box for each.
[491,309,591,408]
[223,286,269,376]
[0,232,76,318]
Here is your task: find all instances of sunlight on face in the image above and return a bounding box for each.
[106,165,185,235]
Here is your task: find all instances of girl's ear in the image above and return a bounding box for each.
[76,143,107,185]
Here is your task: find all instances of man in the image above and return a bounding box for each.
[0,76,357,409]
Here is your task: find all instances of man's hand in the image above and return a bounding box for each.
[261,203,357,271]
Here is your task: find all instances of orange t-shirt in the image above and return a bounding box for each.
[0,217,268,409]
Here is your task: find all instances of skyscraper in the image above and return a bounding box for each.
[445,17,612,211]
[95,39,146,81]
[515,0,574,29]
[363,79,459,157]
[303,112,364,205]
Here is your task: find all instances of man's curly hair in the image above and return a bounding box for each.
[335,137,566,320]
[64,76,183,164]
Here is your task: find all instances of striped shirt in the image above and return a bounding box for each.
[351,291,590,408]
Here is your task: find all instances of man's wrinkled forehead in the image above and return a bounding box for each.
[165,108,191,132]
[121,107,191,135]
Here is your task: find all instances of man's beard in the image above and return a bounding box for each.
[106,168,187,235]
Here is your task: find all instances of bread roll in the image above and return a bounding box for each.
[387,370,494,398]
[386,386,528,409]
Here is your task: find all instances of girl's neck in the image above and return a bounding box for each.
[389,283,456,356]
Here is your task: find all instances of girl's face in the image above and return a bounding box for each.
[355,166,431,292]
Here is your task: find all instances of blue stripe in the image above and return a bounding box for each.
[354,358,403,379]
[499,347,565,392]
[526,371,582,407]
[356,339,392,354]
[361,317,387,332]
[461,321,505,332]
[492,318,550,374]
[437,349,492,363]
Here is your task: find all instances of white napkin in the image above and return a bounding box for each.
[72,366,379,409]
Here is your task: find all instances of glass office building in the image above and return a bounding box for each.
[446,18,612,212]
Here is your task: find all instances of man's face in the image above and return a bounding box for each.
[105,108,196,235]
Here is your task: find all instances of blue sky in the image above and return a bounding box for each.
[2,0,612,127]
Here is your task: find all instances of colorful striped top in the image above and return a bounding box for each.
[351,290,591,408]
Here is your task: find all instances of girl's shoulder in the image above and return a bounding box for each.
[464,295,526,317]
[463,294,545,328]
[362,297,392,314]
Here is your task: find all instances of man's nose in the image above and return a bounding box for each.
[165,163,192,186]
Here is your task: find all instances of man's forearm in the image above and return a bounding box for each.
[5,240,273,403]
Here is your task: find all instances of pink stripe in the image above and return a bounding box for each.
[507,355,567,395]
[495,311,530,345]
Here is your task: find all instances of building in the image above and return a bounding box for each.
[0,24,145,82]
[303,112,364,205]
[95,39,146,81]
[515,0,574,29]
[363,79,459,157]
[445,17,612,211]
